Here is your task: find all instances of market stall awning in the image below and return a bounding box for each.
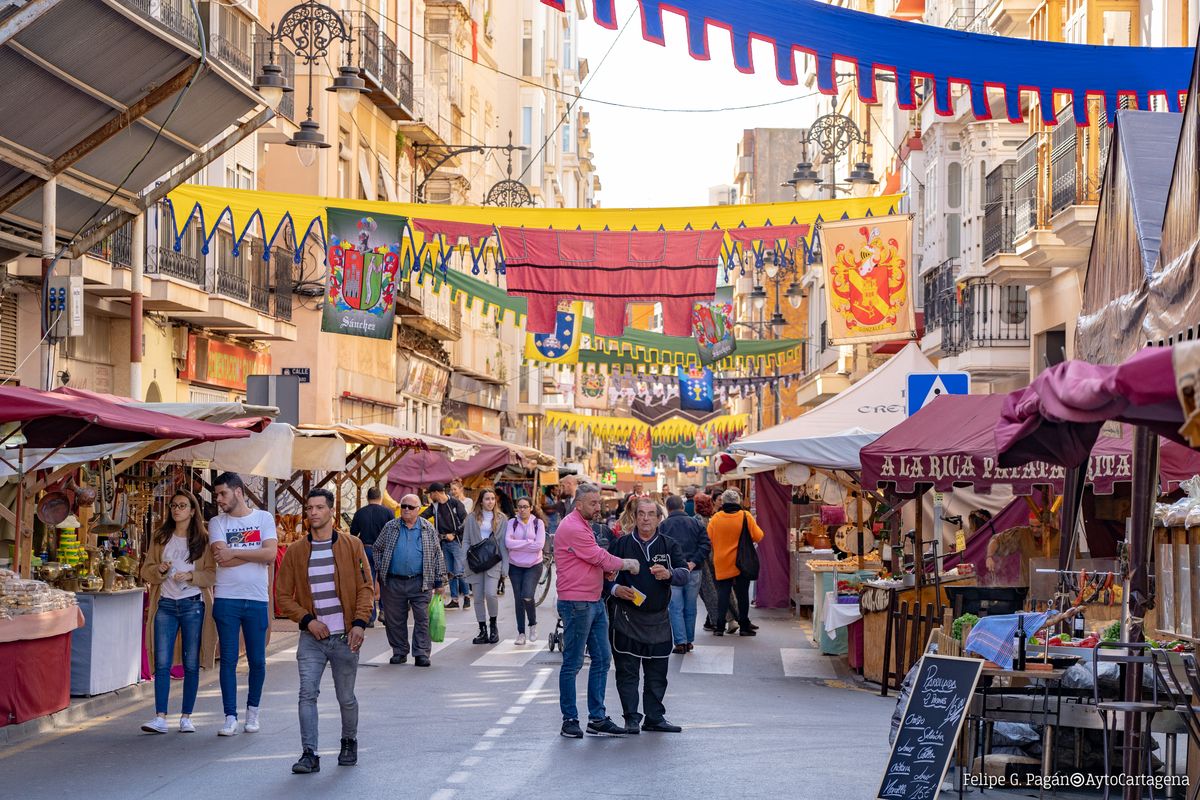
[731,342,935,469]
[862,393,1200,496]
[354,423,477,460]
[0,385,251,449]
[448,429,556,468]
[159,423,347,480]
[387,435,514,495]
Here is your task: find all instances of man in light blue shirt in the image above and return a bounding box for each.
[373,495,446,667]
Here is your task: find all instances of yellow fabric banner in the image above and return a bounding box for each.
[819,214,917,345]
[165,185,901,259]
[544,410,749,445]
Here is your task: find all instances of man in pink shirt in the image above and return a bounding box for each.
[554,483,639,739]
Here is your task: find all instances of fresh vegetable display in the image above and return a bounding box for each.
[952,613,979,641]
[1101,621,1121,642]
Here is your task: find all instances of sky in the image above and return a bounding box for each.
[574,0,830,208]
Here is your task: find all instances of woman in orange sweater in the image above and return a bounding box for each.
[706,489,764,637]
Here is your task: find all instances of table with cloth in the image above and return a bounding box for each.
[0,604,84,726]
[822,591,864,671]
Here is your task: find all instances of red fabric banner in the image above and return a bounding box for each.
[498,227,722,336]
[413,218,494,247]
[753,471,792,610]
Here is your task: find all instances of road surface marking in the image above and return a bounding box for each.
[471,640,543,668]
[680,645,734,674]
[781,648,840,679]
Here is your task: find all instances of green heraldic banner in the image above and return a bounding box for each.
[321,208,406,339]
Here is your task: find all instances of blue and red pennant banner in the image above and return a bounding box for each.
[543,0,1193,124]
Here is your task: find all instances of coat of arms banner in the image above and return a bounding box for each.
[322,208,404,340]
[819,214,915,345]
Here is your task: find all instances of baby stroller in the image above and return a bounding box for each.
[546,617,565,652]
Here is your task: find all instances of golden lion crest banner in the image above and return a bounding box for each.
[819,214,915,345]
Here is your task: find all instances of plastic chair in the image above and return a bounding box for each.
[1092,641,1165,800]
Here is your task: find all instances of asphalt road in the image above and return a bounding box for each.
[1,599,902,799]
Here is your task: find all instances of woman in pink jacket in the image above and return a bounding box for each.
[504,497,546,645]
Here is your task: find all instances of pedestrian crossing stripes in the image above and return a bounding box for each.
[470,640,545,668]
[364,635,848,680]
[679,645,734,674]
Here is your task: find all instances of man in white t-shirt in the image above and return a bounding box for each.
[209,471,278,737]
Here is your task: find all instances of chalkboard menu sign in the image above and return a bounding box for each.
[877,654,983,800]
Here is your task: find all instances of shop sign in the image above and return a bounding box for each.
[871,452,1132,493]
[181,334,270,391]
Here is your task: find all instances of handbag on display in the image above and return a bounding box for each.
[735,512,760,581]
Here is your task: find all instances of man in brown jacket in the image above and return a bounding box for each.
[277,488,374,775]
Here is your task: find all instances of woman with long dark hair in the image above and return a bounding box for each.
[140,489,217,733]
[504,496,546,645]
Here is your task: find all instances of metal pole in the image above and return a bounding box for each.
[40,176,56,391]
[130,213,145,399]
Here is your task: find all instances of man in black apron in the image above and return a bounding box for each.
[606,497,690,734]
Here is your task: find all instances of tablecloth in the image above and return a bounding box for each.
[823,591,862,639]
[0,631,72,726]
[0,605,83,643]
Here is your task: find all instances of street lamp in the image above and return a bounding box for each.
[782,113,878,199]
[254,0,367,167]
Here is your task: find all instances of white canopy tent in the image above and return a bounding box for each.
[159,423,348,480]
[730,342,937,470]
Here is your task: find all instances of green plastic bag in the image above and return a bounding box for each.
[429,593,446,643]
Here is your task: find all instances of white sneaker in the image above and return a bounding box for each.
[528,625,538,642]
[218,715,239,736]
[244,706,260,733]
[515,633,527,645]
[141,716,168,734]
[179,716,195,733]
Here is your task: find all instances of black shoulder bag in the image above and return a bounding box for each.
[735,512,760,581]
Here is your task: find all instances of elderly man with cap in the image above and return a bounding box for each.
[422,482,470,609]
[374,495,446,666]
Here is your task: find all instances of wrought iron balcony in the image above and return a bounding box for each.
[116,0,199,44]
[1049,103,1110,216]
[944,282,1030,355]
[147,245,204,285]
[983,162,1017,261]
[212,33,252,81]
[1013,133,1040,240]
[216,267,249,301]
[352,12,414,120]
[921,258,959,334]
[253,25,296,120]
[85,221,133,268]
[272,249,294,322]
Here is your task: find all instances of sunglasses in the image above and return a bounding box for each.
[401,504,419,510]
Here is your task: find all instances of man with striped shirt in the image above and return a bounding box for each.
[277,488,374,775]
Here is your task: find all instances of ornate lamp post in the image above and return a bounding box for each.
[783,112,879,200]
[253,0,367,167]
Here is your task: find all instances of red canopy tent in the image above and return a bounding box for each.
[861,393,1200,496]
[387,436,513,499]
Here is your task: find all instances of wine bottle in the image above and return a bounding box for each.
[1015,615,1027,671]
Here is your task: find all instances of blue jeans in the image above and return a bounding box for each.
[153,595,204,715]
[442,540,470,599]
[669,569,703,645]
[297,632,359,752]
[557,599,611,722]
[212,598,269,718]
[508,563,542,633]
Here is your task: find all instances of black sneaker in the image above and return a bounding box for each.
[702,620,715,631]
[623,715,643,735]
[739,628,757,637]
[291,749,320,774]
[337,738,357,766]
[560,719,584,739]
[414,656,431,667]
[642,719,683,733]
[463,596,472,609]
[586,717,627,737]
[389,654,407,664]
[445,599,460,609]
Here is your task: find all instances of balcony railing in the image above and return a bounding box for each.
[216,267,249,301]
[1013,133,1040,240]
[117,0,199,44]
[147,245,204,285]
[944,282,1030,355]
[86,221,133,268]
[1050,103,1110,216]
[253,26,296,120]
[272,249,293,321]
[397,49,414,113]
[352,13,413,117]
[212,33,252,81]
[982,162,1017,261]
[921,258,959,334]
